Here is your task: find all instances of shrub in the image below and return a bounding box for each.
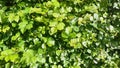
[0,0,120,68]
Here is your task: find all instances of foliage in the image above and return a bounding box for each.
[0,0,120,68]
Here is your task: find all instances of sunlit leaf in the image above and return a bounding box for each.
[18,20,28,33]
[8,13,14,23]
[14,16,19,22]
[11,32,20,41]
[2,25,10,33]
[26,21,33,30]
[57,22,65,30]
[47,37,55,47]
[50,27,57,35]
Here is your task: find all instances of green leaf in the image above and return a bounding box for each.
[18,20,28,33]
[11,32,20,41]
[5,63,10,68]
[30,7,42,14]
[56,50,62,56]
[58,65,63,68]
[8,13,14,23]
[41,58,46,63]
[49,57,53,63]
[47,37,55,47]
[17,10,24,17]
[12,22,17,27]
[69,32,76,38]
[21,49,36,64]
[2,25,10,33]
[1,49,14,56]
[18,2,25,8]
[52,0,60,8]
[61,32,68,39]
[10,54,19,62]
[87,49,91,54]
[69,38,79,47]
[18,40,25,51]
[49,27,57,35]
[46,1,52,7]
[14,16,19,22]
[53,13,60,17]
[1,49,16,62]
[24,7,31,13]
[84,4,98,13]
[73,26,79,32]
[26,23,33,29]
[57,22,65,30]
[42,37,48,43]
[66,7,72,12]
[52,65,57,68]
[38,48,45,55]
[93,13,99,20]
[5,56,10,62]
[33,38,39,45]
[70,17,78,25]
[49,21,58,27]
[78,17,84,25]
[26,21,33,30]
[35,16,42,22]
[84,14,91,21]
[65,26,72,34]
